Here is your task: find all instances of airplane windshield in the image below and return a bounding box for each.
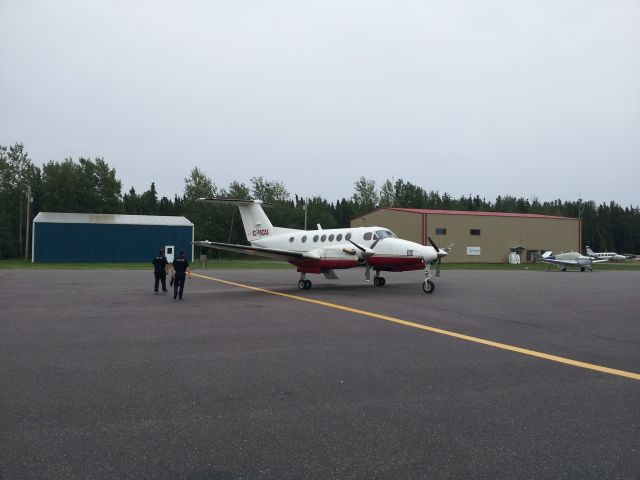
[375,229,397,239]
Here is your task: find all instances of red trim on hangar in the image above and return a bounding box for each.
[386,208,577,220]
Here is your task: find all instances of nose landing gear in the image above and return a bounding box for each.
[422,278,435,293]
[422,263,436,294]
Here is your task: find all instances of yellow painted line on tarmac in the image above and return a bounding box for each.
[192,272,640,381]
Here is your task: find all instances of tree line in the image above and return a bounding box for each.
[1,142,639,259]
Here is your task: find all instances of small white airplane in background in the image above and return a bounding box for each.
[586,246,628,262]
[192,198,451,293]
[534,251,608,272]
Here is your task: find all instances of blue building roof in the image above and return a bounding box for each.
[34,212,193,226]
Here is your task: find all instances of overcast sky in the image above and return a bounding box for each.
[1,0,639,207]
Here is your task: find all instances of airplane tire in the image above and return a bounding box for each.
[304,279,312,289]
[422,279,435,294]
[298,280,306,290]
[380,277,386,286]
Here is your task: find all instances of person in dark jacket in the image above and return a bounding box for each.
[152,249,169,294]
[171,249,191,300]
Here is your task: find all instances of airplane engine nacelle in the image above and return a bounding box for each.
[320,245,373,263]
[577,256,591,266]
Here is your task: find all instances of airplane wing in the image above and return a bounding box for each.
[193,240,308,262]
[537,257,577,266]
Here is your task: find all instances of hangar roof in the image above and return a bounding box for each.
[385,208,575,220]
[33,212,193,226]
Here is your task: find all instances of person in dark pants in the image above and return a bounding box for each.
[152,249,169,294]
[171,249,191,300]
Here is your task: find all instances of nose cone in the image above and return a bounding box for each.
[419,245,442,263]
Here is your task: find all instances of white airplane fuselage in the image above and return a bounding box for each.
[252,226,438,274]
[586,247,627,262]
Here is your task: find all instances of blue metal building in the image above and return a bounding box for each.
[32,212,194,263]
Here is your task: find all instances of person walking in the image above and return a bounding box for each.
[152,249,169,294]
[172,249,191,300]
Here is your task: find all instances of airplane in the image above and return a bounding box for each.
[585,246,628,262]
[533,250,608,272]
[192,198,451,293]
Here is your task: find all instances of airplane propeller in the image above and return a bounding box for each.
[428,236,450,277]
[349,239,377,280]
[348,239,375,261]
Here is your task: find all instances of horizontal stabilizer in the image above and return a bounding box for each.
[197,197,279,208]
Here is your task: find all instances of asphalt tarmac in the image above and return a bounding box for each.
[1,268,639,479]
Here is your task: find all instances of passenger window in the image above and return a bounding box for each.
[289,237,294,243]
[363,232,372,240]
[329,234,334,241]
[321,234,327,242]
[336,234,343,241]
[345,233,352,241]
[301,235,307,243]
[313,235,319,242]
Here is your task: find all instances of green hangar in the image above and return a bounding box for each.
[351,208,581,263]
[32,212,194,263]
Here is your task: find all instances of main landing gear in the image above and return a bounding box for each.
[373,271,386,287]
[298,273,312,290]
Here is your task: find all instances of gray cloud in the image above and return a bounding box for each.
[2,0,638,205]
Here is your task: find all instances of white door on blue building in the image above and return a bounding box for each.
[165,245,175,263]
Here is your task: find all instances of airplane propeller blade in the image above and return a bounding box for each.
[348,239,366,252]
[349,239,375,274]
[427,236,446,256]
[348,239,375,258]
[428,236,447,277]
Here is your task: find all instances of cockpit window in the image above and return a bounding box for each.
[375,229,397,239]
[363,232,372,241]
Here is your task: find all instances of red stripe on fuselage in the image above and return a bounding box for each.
[291,256,425,274]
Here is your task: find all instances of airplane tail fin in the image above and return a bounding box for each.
[532,251,552,262]
[586,246,595,256]
[197,198,276,242]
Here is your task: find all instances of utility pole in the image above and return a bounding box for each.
[577,195,584,254]
[25,186,32,260]
[304,199,308,230]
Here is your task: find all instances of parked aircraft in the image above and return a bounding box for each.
[192,198,451,293]
[586,246,628,262]
[533,250,608,272]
